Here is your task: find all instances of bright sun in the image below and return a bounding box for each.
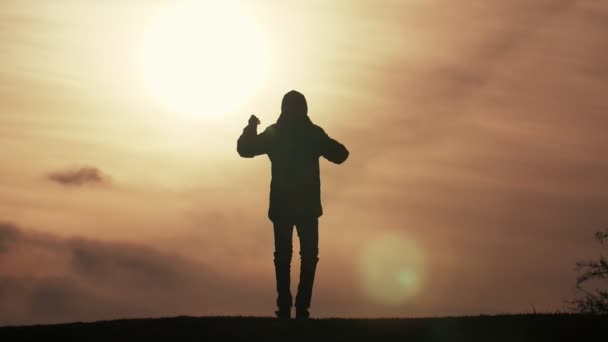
[141,2,269,118]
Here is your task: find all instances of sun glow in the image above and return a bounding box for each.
[141,2,269,118]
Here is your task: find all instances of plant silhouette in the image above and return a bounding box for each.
[572,229,608,313]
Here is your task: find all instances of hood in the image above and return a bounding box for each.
[277,90,311,126]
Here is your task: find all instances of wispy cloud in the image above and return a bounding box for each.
[47,167,109,187]
[0,222,268,325]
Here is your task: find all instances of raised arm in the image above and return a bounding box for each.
[237,115,270,158]
[319,128,349,164]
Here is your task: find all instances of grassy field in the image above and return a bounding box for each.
[1,314,606,341]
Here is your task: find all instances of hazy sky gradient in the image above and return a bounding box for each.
[1,0,607,324]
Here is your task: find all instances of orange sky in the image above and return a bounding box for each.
[1,0,608,325]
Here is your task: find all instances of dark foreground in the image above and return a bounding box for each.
[1,314,606,342]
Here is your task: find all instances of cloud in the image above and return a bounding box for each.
[47,167,109,187]
[0,223,20,253]
[0,222,270,326]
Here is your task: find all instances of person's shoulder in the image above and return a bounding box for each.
[311,124,326,133]
[310,124,329,137]
[262,123,278,133]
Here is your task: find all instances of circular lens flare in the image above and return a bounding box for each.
[359,233,426,305]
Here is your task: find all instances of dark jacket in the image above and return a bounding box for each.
[237,113,349,221]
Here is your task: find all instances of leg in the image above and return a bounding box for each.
[273,220,294,315]
[294,217,319,317]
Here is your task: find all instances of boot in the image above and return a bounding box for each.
[295,256,318,318]
[274,252,292,317]
[295,307,310,320]
[275,309,291,320]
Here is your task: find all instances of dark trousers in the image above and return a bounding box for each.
[273,218,319,310]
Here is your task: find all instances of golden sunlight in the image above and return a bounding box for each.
[140,2,269,118]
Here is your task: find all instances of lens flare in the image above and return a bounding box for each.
[358,233,426,305]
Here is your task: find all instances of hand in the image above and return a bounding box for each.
[248,114,261,127]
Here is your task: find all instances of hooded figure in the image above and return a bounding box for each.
[238,90,349,219]
[237,90,349,319]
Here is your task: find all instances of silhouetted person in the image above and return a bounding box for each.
[237,91,349,319]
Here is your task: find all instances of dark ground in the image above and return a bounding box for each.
[1,314,606,341]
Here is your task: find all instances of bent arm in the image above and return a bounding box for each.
[320,130,349,164]
[237,125,269,158]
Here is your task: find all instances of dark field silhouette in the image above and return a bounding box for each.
[1,314,606,342]
[237,90,349,319]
